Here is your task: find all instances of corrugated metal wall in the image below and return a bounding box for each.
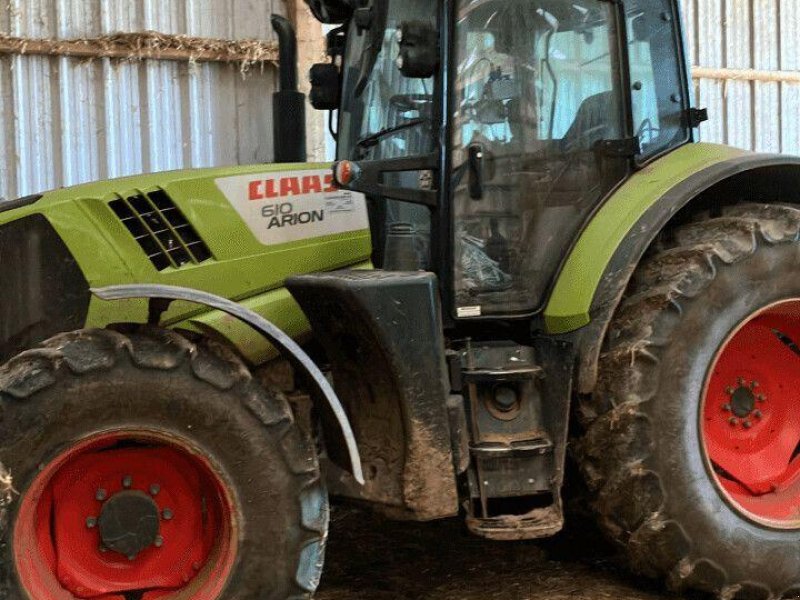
[683,0,800,153]
[1,1,798,200]
[0,0,289,201]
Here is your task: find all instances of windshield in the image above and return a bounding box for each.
[337,0,439,270]
[338,0,437,162]
[452,0,629,316]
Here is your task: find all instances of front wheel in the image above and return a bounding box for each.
[0,328,328,600]
[579,204,800,599]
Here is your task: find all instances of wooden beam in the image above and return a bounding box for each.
[692,66,800,84]
[0,32,278,67]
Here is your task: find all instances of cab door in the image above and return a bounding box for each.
[450,0,631,319]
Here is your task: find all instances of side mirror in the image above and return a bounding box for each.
[396,20,439,79]
[309,63,341,110]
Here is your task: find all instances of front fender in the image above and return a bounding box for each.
[92,284,364,484]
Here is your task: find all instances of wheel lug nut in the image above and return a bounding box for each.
[754,410,763,418]
[154,535,164,548]
[722,404,732,412]
[150,484,161,496]
[729,417,739,426]
[726,387,735,395]
[751,381,760,388]
[162,508,174,521]
[86,517,97,529]
[737,377,745,385]
[122,475,133,489]
[744,420,753,429]
[96,489,107,502]
[758,394,766,402]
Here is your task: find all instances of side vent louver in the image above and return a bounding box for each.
[110,190,212,271]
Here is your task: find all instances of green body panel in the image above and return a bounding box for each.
[2,162,372,362]
[543,143,748,334]
[176,260,372,363]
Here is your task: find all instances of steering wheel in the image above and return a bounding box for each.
[635,118,661,145]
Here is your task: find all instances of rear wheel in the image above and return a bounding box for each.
[579,204,800,599]
[0,328,328,600]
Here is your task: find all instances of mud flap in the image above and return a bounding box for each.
[288,270,459,520]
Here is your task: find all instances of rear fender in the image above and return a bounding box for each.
[92,284,364,484]
[543,145,800,393]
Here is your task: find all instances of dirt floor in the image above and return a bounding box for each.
[317,506,686,600]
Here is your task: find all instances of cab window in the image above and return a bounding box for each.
[627,0,690,159]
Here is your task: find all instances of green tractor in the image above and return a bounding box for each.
[2,0,800,598]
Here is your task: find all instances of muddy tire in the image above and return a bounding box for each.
[579,204,800,599]
[0,327,328,600]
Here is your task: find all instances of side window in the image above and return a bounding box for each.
[627,0,690,159]
[540,26,622,145]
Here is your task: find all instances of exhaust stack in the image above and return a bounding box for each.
[271,15,307,163]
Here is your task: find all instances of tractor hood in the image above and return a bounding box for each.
[0,162,371,363]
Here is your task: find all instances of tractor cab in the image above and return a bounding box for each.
[312,0,693,320]
[290,0,694,538]
[292,0,697,530]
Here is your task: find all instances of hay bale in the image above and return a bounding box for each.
[0,462,15,531]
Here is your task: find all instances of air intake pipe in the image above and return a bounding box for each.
[271,15,307,163]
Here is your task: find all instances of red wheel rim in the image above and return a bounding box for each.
[13,431,238,599]
[702,299,800,528]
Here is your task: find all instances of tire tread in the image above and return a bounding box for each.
[579,203,800,599]
[0,327,328,599]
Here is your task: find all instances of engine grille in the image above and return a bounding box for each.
[110,189,212,271]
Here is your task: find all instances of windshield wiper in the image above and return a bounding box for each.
[355,118,429,151]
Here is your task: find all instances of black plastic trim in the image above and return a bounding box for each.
[687,107,709,128]
[346,153,440,207]
[597,137,641,158]
[614,0,636,158]
[0,214,90,363]
[0,194,43,214]
[438,0,456,328]
[110,190,212,271]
